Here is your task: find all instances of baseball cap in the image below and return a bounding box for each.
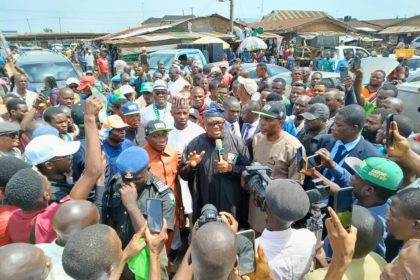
[253,101,286,120]
[122,102,140,115]
[32,125,59,139]
[210,67,222,75]
[66,77,80,86]
[153,79,167,91]
[111,93,127,104]
[71,101,85,127]
[189,108,199,119]
[77,76,95,91]
[145,119,172,136]
[301,103,330,121]
[345,157,403,191]
[86,70,93,75]
[24,135,81,165]
[120,85,135,96]
[0,122,20,136]
[101,115,128,130]
[116,146,149,177]
[237,76,258,96]
[141,82,154,93]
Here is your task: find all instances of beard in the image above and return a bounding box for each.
[362,129,378,144]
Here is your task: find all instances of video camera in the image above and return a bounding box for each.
[242,164,272,208]
[197,204,222,228]
[305,178,330,242]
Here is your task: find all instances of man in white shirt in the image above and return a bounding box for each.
[36,200,100,280]
[114,55,127,76]
[255,179,316,279]
[12,74,38,108]
[141,80,174,127]
[168,97,204,259]
[223,96,241,138]
[84,49,95,72]
[168,65,191,97]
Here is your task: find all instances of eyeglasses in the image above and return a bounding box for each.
[0,131,19,138]
[206,121,224,128]
[154,90,168,96]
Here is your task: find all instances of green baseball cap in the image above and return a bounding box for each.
[346,157,403,191]
[111,93,127,104]
[145,119,172,136]
[253,101,286,120]
[141,82,154,93]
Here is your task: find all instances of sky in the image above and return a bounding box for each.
[0,0,419,34]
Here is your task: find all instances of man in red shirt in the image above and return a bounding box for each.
[0,157,31,246]
[5,96,103,244]
[97,52,109,85]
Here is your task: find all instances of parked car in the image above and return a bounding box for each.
[16,50,80,92]
[397,82,420,131]
[148,49,207,74]
[235,63,290,80]
[406,56,420,77]
[409,37,420,50]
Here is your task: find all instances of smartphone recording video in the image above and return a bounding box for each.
[307,154,321,169]
[146,199,163,233]
[386,114,394,148]
[236,229,256,276]
[333,187,353,230]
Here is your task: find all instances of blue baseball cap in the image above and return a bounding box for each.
[122,102,140,116]
[116,146,149,178]
[32,125,59,139]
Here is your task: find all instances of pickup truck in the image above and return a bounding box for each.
[148,49,207,74]
[333,46,371,68]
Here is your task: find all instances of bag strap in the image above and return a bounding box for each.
[29,218,37,244]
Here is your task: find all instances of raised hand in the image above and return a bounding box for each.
[186,150,206,168]
[85,95,103,117]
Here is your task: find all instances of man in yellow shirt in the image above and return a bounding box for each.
[305,205,386,280]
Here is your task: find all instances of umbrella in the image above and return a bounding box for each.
[192,36,230,49]
[237,37,267,53]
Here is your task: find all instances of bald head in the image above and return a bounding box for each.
[191,222,237,280]
[53,200,100,245]
[58,87,75,107]
[381,97,403,114]
[223,96,240,109]
[25,120,48,139]
[0,243,51,280]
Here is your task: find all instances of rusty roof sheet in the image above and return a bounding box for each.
[249,16,355,33]
[93,23,165,41]
[379,25,420,34]
[103,31,234,45]
[261,10,327,22]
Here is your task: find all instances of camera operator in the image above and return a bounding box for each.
[248,101,305,232]
[256,178,316,279]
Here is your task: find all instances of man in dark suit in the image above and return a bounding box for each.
[240,100,260,160]
[315,104,382,187]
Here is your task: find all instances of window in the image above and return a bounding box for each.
[20,62,78,83]
[355,49,370,58]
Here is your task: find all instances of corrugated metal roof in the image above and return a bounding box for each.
[261,10,327,22]
[104,31,234,45]
[379,25,420,34]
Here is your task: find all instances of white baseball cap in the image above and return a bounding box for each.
[66,77,80,86]
[120,85,135,95]
[238,76,258,96]
[24,135,81,165]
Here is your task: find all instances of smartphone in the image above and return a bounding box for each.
[333,187,353,230]
[307,154,321,169]
[217,92,225,103]
[236,229,256,276]
[340,66,348,82]
[140,54,148,65]
[352,55,361,70]
[146,199,163,233]
[296,146,303,171]
[386,114,394,148]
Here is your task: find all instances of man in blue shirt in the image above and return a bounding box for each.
[335,51,353,73]
[102,115,133,176]
[321,51,335,72]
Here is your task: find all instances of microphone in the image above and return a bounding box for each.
[215,139,224,162]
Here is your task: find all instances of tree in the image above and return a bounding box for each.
[43,28,53,33]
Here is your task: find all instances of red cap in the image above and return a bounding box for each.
[77,76,96,91]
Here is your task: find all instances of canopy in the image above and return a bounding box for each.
[192,36,230,49]
[237,37,267,53]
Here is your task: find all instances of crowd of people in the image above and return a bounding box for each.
[0,46,419,280]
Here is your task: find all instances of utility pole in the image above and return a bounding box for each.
[182,9,185,16]
[59,17,62,44]
[190,7,194,16]
[260,0,264,18]
[26,18,32,33]
[229,0,234,33]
